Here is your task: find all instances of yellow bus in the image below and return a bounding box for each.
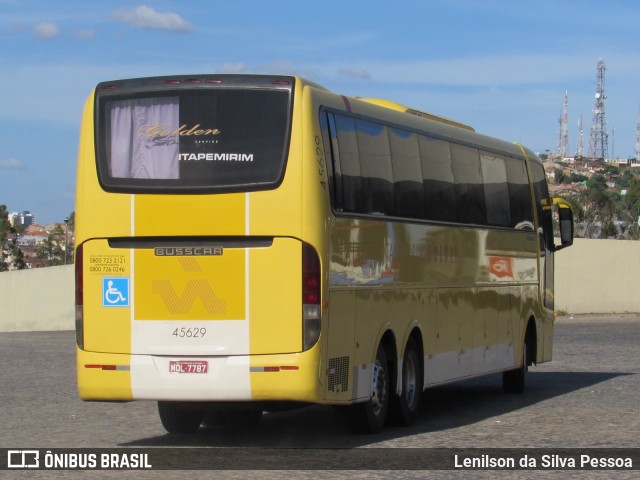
[75,74,573,434]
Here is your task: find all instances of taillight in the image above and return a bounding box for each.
[302,243,321,351]
[75,243,84,349]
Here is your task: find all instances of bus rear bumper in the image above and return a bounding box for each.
[77,346,322,403]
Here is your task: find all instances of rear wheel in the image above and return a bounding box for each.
[503,340,528,394]
[388,338,422,425]
[349,344,390,433]
[157,401,205,434]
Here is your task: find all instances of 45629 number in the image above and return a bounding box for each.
[171,327,207,338]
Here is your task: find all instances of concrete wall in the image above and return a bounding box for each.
[0,239,638,332]
[0,264,74,332]
[554,238,640,314]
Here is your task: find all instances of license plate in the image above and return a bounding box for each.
[169,360,208,374]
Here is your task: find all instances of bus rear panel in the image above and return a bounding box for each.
[76,75,323,404]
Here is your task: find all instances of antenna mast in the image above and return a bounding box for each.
[588,58,608,160]
[576,115,584,157]
[558,91,569,158]
[635,105,640,162]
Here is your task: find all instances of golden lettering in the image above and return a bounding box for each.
[138,124,221,138]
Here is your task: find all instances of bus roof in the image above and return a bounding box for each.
[357,98,475,132]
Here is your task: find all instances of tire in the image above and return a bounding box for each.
[388,338,422,426]
[349,344,390,434]
[157,401,205,434]
[503,340,528,394]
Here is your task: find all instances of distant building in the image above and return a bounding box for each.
[9,211,36,227]
[22,211,35,227]
[17,229,48,247]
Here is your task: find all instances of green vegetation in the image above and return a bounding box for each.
[0,204,26,271]
[553,164,640,240]
[0,205,75,270]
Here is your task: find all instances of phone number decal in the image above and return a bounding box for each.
[88,255,127,274]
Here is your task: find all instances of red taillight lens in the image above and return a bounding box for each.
[302,243,321,351]
[303,243,320,306]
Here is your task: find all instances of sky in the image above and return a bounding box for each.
[2,0,640,224]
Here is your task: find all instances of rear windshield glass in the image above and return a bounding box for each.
[96,89,291,192]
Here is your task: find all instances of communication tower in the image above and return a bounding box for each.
[576,115,584,157]
[558,91,569,157]
[635,105,640,162]
[588,58,608,160]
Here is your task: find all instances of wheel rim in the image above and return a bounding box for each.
[371,359,387,416]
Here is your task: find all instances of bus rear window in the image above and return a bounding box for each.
[96,88,291,192]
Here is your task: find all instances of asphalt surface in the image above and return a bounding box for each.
[1,314,638,479]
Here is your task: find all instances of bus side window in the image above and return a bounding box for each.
[355,119,395,216]
[531,162,553,253]
[505,157,534,230]
[480,152,511,227]
[389,128,424,219]
[450,144,486,225]
[331,114,365,213]
[418,136,456,222]
[320,112,338,209]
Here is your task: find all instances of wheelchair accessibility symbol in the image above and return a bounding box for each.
[102,277,130,307]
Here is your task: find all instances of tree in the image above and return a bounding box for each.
[0,204,26,271]
[602,163,620,176]
[0,204,11,271]
[36,234,65,267]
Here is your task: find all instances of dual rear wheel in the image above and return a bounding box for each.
[349,338,423,433]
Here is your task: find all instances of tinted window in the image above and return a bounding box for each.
[531,161,552,242]
[333,115,364,213]
[419,136,456,222]
[450,144,486,224]
[356,120,394,215]
[97,89,291,192]
[505,157,534,229]
[389,128,424,218]
[480,153,510,227]
[325,111,535,231]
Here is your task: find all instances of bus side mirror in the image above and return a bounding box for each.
[552,199,573,251]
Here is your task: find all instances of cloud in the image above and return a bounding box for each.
[33,21,60,39]
[219,62,246,74]
[0,159,26,171]
[75,30,95,39]
[321,53,640,88]
[338,66,372,80]
[110,5,193,32]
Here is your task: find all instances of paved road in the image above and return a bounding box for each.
[1,315,638,478]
